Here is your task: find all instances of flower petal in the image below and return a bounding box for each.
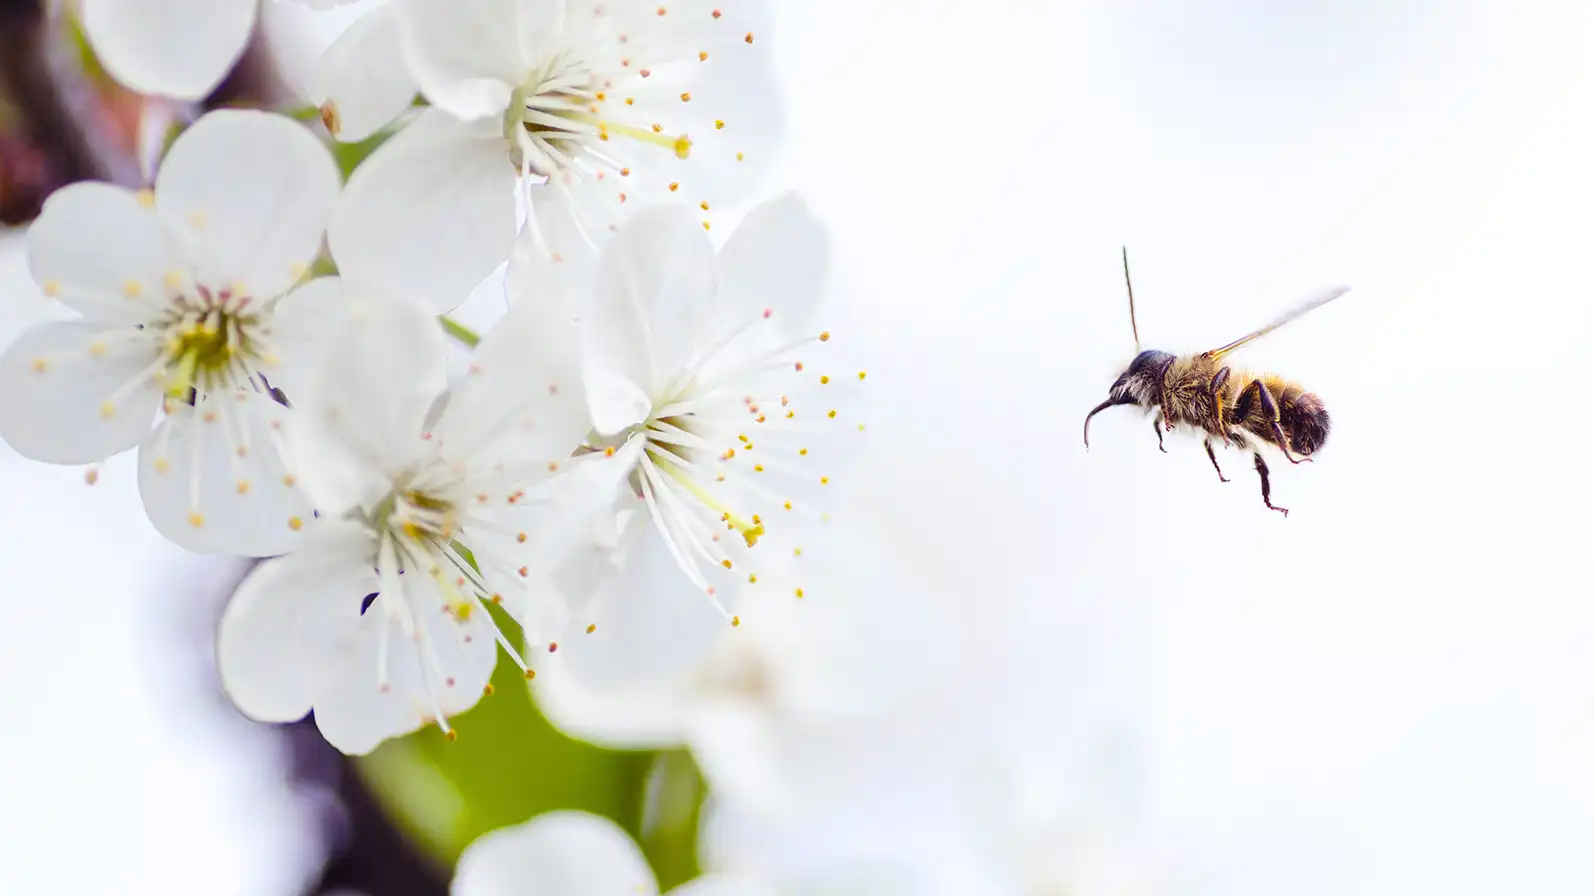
[391,0,556,121]
[265,274,365,403]
[286,284,449,512]
[434,263,589,466]
[26,182,171,324]
[588,202,719,407]
[559,510,735,690]
[155,110,341,299]
[216,519,376,723]
[284,0,365,9]
[0,321,162,464]
[138,390,314,557]
[80,0,257,99]
[533,657,696,748]
[329,108,515,311]
[311,587,498,755]
[308,3,418,143]
[719,193,829,327]
[669,874,780,896]
[452,811,659,896]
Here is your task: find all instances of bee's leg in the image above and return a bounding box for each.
[1152,412,1168,453]
[1208,368,1232,446]
[1203,437,1229,481]
[1252,451,1289,516]
[1249,379,1310,465]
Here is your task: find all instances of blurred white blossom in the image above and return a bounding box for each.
[0,110,340,556]
[79,0,361,100]
[216,280,597,754]
[328,0,781,307]
[454,811,777,896]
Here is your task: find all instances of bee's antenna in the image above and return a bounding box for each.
[1122,246,1141,352]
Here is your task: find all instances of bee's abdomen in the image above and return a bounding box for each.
[1278,389,1331,455]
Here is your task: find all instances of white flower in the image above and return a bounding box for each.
[453,810,778,896]
[328,0,781,309]
[0,109,341,556]
[308,3,421,144]
[522,194,865,689]
[534,505,941,818]
[79,0,362,101]
[216,283,594,754]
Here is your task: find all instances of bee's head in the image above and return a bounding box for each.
[1108,350,1175,404]
[1083,350,1174,449]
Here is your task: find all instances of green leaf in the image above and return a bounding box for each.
[639,750,708,889]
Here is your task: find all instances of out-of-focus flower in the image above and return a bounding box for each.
[328,0,780,309]
[215,281,593,754]
[514,194,864,689]
[534,500,943,818]
[453,810,778,896]
[79,0,362,101]
[0,109,339,556]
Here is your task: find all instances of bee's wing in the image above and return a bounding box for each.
[1202,286,1351,360]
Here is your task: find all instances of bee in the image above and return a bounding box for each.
[1082,249,1349,517]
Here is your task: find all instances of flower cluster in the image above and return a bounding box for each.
[8,0,864,756]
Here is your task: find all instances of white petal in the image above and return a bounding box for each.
[312,590,498,754]
[26,182,171,324]
[587,203,719,406]
[452,811,658,896]
[281,0,364,9]
[559,513,735,690]
[216,520,376,723]
[434,273,588,466]
[80,0,257,99]
[509,203,600,307]
[719,193,829,327]
[669,874,780,896]
[392,0,556,121]
[309,4,417,143]
[0,321,162,464]
[533,657,695,748]
[287,286,449,511]
[156,110,341,299]
[687,703,794,819]
[266,274,365,402]
[329,109,515,311]
[138,390,314,557]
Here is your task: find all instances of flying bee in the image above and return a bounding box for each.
[1082,249,1349,517]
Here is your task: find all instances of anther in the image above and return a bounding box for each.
[680,92,692,102]
[288,517,303,531]
[721,559,733,569]
[699,51,708,61]
[732,615,741,627]
[821,375,830,384]
[135,189,154,208]
[29,358,46,373]
[828,410,837,418]
[716,119,726,130]
[548,642,559,653]
[445,730,458,742]
[84,469,99,486]
[586,623,597,634]
[483,683,495,696]
[42,280,60,298]
[745,32,755,43]
[188,511,205,528]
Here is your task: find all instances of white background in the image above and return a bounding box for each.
[2,0,1593,892]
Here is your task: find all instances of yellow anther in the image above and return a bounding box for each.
[282,474,297,487]
[828,410,837,418]
[235,479,250,494]
[445,730,458,742]
[625,97,635,106]
[289,261,308,279]
[320,101,342,136]
[188,511,205,528]
[29,358,46,373]
[454,601,473,621]
[731,615,741,627]
[135,189,154,208]
[517,532,527,543]
[745,31,755,43]
[84,469,99,486]
[604,446,616,457]
[122,279,143,298]
[819,331,831,341]
[736,152,745,161]
[586,623,597,634]
[783,501,793,510]
[820,375,830,384]
[401,522,424,539]
[754,464,764,472]
[858,371,868,380]
[715,119,725,129]
[799,448,808,456]
[99,401,115,419]
[525,669,537,680]
[795,588,804,598]
[42,280,61,298]
[748,574,758,583]
[680,92,692,102]
[700,200,710,210]
[88,341,107,357]
[703,221,712,231]
[793,547,803,556]
[721,559,733,569]
[820,477,830,485]
[483,683,495,696]
[669,182,681,192]
[288,516,302,531]
[164,269,183,288]
[699,51,708,61]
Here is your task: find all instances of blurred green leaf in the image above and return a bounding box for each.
[331,130,390,181]
[352,604,658,874]
[639,750,708,889]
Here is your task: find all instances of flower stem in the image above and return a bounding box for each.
[439,315,481,348]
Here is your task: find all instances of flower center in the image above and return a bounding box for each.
[506,53,691,179]
[155,285,265,399]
